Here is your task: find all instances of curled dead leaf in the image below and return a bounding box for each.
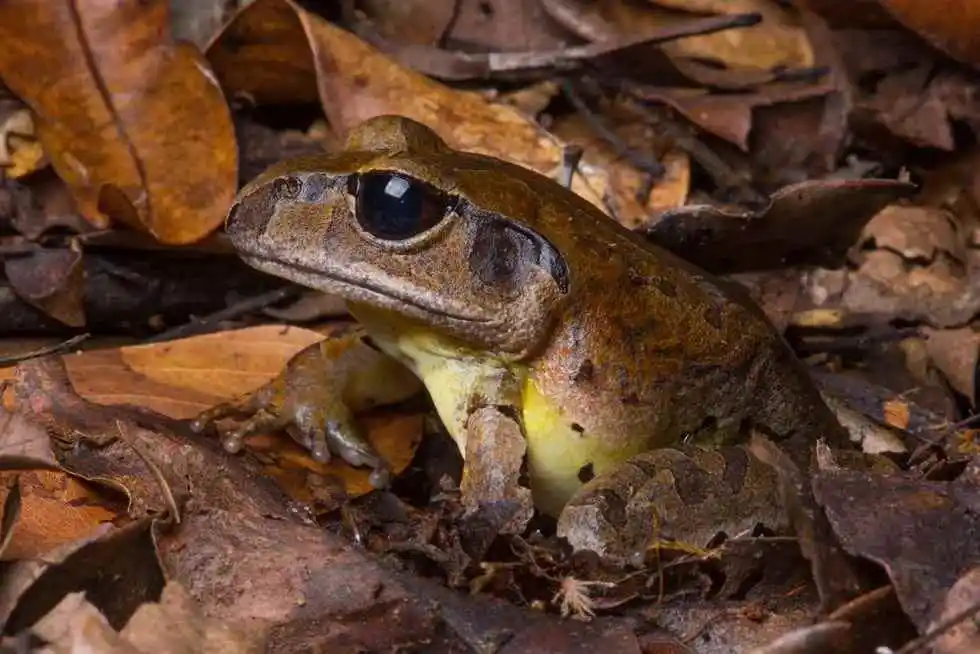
[647,178,917,274]
[0,467,121,562]
[929,567,980,654]
[840,248,980,329]
[0,1,238,244]
[0,106,44,179]
[3,247,85,328]
[649,0,814,70]
[922,327,980,407]
[876,0,980,69]
[208,0,616,219]
[550,110,691,227]
[115,325,424,500]
[813,466,980,632]
[349,3,765,83]
[860,205,962,263]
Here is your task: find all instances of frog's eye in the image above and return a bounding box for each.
[272,176,302,201]
[352,171,453,241]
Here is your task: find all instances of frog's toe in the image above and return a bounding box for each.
[286,425,332,464]
[287,406,392,485]
[368,465,391,489]
[221,407,290,455]
[191,380,279,433]
[190,400,249,434]
[324,422,391,488]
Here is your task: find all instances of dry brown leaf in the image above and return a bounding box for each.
[357,0,458,46]
[922,327,980,405]
[882,399,911,431]
[795,0,898,29]
[118,324,326,409]
[4,247,85,328]
[496,81,562,117]
[32,593,140,654]
[651,178,916,273]
[814,467,980,633]
[857,64,980,151]
[445,0,570,52]
[0,107,44,179]
[930,567,980,654]
[122,582,263,652]
[750,97,836,185]
[861,205,963,263]
[631,77,833,151]
[0,470,119,562]
[207,0,620,219]
[72,325,421,498]
[629,0,813,70]
[550,112,690,226]
[3,170,87,240]
[836,201,980,328]
[0,409,59,463]
[876,0,980,69]
[0,1,237,244]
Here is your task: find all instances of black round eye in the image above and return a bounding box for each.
[272,176,301,201]
[353,172,452,241]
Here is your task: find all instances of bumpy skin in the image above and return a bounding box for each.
[210,115,848,518]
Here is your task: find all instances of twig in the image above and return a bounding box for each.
[944,413,980,431]
[146,286,299,344]
[558,144,584,189]
[114,420,181,525]
[614,90,766,205]
[436,0,463,49]
[343,6,763,82]
[561,79,665,179]
[793,326,921,355]
[0,333,90,367]
[892,595,980,654]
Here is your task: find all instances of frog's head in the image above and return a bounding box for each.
[227,115,583,358]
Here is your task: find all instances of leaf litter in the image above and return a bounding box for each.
[0,0,979,651]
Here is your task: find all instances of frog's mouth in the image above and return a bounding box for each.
[240,253,492,325]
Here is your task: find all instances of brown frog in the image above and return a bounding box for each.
[193,115,852,560]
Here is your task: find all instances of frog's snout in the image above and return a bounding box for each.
[224,189,274,247]
[225,201,242,230]
[224,198,259,249]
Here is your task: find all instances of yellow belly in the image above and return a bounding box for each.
[521,379,647,515]
[351,304,635,516]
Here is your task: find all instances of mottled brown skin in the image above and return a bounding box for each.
[211,114,848,522]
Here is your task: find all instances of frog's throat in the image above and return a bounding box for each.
[239,253,491,325]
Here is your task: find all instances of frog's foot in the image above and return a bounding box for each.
[557,445,786,565]
[459,406,535,537]
[190,343,392,489]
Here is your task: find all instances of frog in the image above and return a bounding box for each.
[193,114,855,568]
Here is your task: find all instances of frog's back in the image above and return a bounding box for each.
[436,150,843,447]
[507,164,845,498]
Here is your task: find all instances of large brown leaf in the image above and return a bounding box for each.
[0,1,237,244]
[206,0,686,227]
[876,0,980,69]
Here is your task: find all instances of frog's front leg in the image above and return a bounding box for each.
[452,370,535,535]
[191,328,423,488]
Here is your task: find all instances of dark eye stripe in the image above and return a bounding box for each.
[469,217,570,295]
